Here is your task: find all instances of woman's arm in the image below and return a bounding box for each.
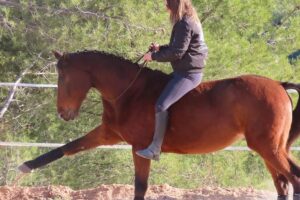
[159,44,169,51]
[152,21,191,62]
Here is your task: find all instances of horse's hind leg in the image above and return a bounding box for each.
[287,157,300,199]
[132,147,151,200]
[19,124,122,172]
[253,145,300,199]
[265,162,289,199]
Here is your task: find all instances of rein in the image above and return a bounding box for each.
[105,51,150,103]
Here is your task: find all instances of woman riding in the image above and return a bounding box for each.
[136,0,208,160]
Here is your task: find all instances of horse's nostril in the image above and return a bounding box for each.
[57,108,78,121]
[69,110,77,121]
[57,113,63,120]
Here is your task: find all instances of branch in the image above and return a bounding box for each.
[201,0,224,24]
[0,0,116,20]
[276,5,300,28]
[0,74,25,119]
[262,4,300,40]
[0,0,19,8]
[0,63,35,119]
[0,0,165,33]
[0,12,13,33]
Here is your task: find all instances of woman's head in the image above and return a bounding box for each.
[165,0,200,25]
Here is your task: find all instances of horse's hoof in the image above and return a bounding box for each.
[18,163,32,173]
[277,195,288,200]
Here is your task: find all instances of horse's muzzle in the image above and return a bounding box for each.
[58,109,78,121]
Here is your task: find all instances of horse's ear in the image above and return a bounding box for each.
[53,50,63,60]
[62,53,70,61]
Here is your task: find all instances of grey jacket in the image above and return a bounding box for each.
[151,15,208,74]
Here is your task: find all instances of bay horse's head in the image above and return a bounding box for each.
[53,51,93,121]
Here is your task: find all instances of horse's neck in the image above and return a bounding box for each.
[91,60,141,102]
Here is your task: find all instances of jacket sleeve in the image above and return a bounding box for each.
[159,44,169,51]
[152,21,191,62]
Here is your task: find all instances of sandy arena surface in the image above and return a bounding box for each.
[0,184,279,200]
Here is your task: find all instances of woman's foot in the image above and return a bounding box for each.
[136,111,168,161]
[136,148,160,161]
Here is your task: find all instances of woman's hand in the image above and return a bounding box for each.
[144,43,159,62]
[143,52,153,62]
[149,43,160,52]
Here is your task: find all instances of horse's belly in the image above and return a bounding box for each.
[164,128,244,154]
[163,93,245,154]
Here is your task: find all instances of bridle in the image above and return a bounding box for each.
[105,50,151,103]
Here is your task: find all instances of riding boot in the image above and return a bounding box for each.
[294,194,300,200]
[136,111,168,161]
[277,195,288,200]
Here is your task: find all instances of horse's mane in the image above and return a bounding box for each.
[67,50,169,80]
[68,50,135,66]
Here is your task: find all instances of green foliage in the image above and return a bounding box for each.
[0,0,300,190]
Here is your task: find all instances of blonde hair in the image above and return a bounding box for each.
[166,0,200,25]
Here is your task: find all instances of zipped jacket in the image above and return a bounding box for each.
[152,15,208,74]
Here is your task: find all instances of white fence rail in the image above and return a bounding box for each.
[0,141,131,149]
[2,141,300,151]
[0,83,57,88]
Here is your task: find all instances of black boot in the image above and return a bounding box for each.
[136,111,168,161]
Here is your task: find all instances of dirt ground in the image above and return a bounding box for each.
[0,184,279,200]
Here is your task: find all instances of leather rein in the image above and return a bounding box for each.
[105,50,150,103]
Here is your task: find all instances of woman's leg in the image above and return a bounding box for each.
[155,72,203,112]
[136,72,203,160]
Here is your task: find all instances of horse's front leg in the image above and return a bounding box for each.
[18,124,122,173]
[132,147,151,200]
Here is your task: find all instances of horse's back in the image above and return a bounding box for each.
[163,75,292,153]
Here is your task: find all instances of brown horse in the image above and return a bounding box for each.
[19,50,300,200]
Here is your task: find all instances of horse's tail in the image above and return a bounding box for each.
[281,82,300,150]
